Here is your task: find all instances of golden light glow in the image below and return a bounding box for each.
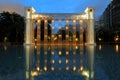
[51,51,54,55]
[54,37,57,40]
[115,44,119,53]
[44,66,47,71]
[98,38,102,41]
[52,20,54,23]
[75,45,78,49]
[66,51,69,55]
[73,20,76,23]
[99,44,102,51]
[35,45,37,49]
[45,35,47,37]
[51,66,55,71]
[66,26,69,30]
[80,66,83,71]
[66,59,69,64]
[58,51,62,55]
[51,59,55,64]
[45,20,47,23]
[66,35,69,38]
[52,34,54,38]
[79,20,83,23]
[59,35,62,38]
[37,20,40,23]
[66,66,69,71]
[73,66,76,71]
[58,59,62,64]
[75,38,78,41]
[36,66,40,71]
[31,71,38,77]
[82,70,89,78]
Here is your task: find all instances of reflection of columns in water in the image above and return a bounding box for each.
[25,45,34,80]
[72,20,76,42]
[51,20,54,42]
[36,46,40,70]
[79,20,84,44]
[58,20,62,42]
[86,45,94,80]
[72,45,77,71]
[44,20,48,43]
[37,20,41,44]
[44,46,48,71]
[66,20,69,42]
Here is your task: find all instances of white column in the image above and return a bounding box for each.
[24,7,35,45]
[44,20,48,43]
[32,20,35,44]
[51,20,55,42]
[85,8,95,45]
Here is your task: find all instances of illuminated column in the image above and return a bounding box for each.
[66,20,69,43]
[51,20,55,42]
[58,20,62,42]
[24,7,35,45]
[44,20,48,43]
[32,20,35,44]
[72,20,76,43]
[85,8,95,45]
[37,20,41,44]
[79,20,84,44]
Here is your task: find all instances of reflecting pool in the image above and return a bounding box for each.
[0,44,120,80]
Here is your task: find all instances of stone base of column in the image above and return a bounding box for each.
[85,43,96,46]
[23,43,35,45]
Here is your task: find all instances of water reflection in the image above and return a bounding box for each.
[115,44,119,53]
[24,45,95,80]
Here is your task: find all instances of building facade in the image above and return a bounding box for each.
[100,0,120,29]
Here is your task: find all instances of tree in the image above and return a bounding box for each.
[0,11,25,44]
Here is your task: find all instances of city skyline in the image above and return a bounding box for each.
[0,0,110,19]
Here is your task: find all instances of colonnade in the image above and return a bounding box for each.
[24,7,95,45]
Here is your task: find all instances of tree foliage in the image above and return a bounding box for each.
[0,11,25,44]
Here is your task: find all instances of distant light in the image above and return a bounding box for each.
[44,66,47,71]
[36,66,40,71]
[115,44,119,53]
[73,66,76,71]
[51,66,55,71]
[66,66,69,71]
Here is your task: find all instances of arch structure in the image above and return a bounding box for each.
[24,7,95,45]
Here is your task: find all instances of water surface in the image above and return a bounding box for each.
[0,44,120,80]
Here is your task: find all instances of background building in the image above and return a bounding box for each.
[99,0,120,30]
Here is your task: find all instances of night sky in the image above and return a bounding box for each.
[0,0,110,19]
